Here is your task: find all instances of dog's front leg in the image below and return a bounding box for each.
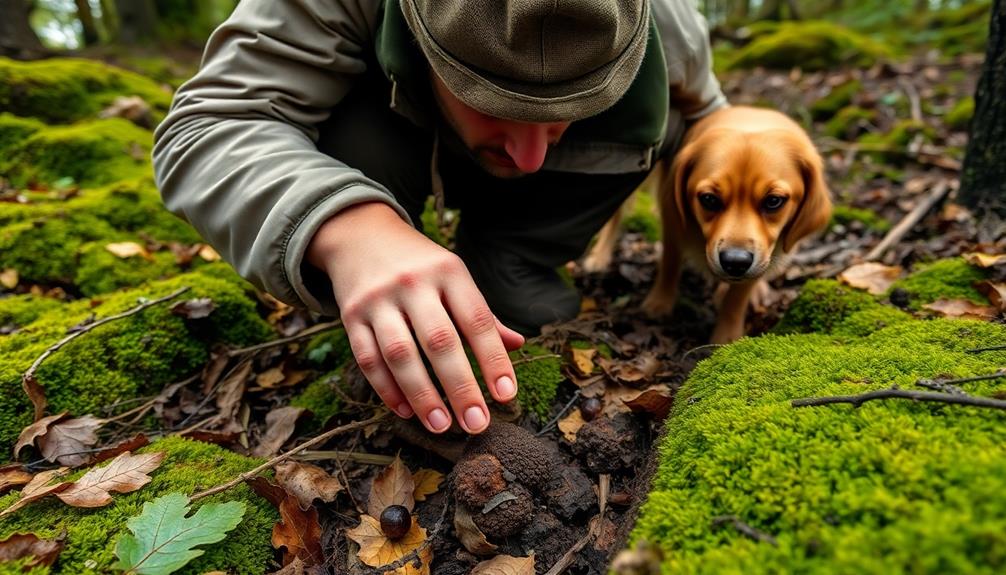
[642,246,682,317]
[711,280,757,343]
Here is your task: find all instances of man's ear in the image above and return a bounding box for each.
[783,146,832,253]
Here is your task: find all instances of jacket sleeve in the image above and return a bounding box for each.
[652,0,729,121]
[152,0,408,315]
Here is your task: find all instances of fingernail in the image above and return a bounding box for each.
[396,403,414,418]
[496,376,516,399]
[464,406,488,431]
[427,408,450,431]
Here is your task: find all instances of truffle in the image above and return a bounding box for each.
[452,453,507,508]
[463,422,554,490]
[471,483,534,538]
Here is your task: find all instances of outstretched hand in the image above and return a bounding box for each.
[307,201,524,434]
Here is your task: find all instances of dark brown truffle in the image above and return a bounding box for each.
[463,422,554,491]
[452,453,507,508]
[471,483,534,538]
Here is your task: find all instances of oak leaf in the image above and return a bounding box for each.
[0,468,70,518]
[346,514,429,573]
[38,415,103,466]
[13,412,67,459]
[56,451,165,508]
[411,468,444,502]
[0,532,65,569]
[248,477,324,566]
[0,464,33,496]
[838,262,903,295]
[471,554,535,575]
[275,461,343,509]
[367,456,415,518]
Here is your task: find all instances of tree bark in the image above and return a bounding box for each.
[99,0,119,41]
[73,0,100,46]
[0,0,46,59]
[114,0,157,44]
[959,0,1006,217]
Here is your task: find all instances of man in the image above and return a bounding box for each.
[153,0,726,435]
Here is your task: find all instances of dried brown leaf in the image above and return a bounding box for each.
[249,477,325,567]
[22,374,48,423]
[170,297,216,319]
[275,462,343,509]
[198,244,221,262]
[0,268,17,289]
[368,456,415,517]
[252,407,308,457]
[256,367,286,389]
[411,468,444,502]
[0,468,70,518]
[346,514,429,573]
[0,532,65,568]
[38,415,103,467]
[557,409,586,443]
[104,241,151,260]
[215,358,252,424]
[92,433,150,464]
[13,413,67,459]
[963,252,1006,268]
[838,262,903,295]
[470,554,535,575]
[976,281,1006,312]
[623,388,674,420]
[570,348,597,377]
[56,451,164,508]
[0,464,33,496]
[923,298,998,319]
[453,505,496,556]
[599,353,660,386]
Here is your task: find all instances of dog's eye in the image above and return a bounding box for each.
[698,193,723,212]
[762,195,787,212]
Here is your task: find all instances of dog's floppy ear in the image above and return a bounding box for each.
[665,142,697,232]
[782,146,832,252]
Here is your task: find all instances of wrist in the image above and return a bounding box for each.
[306,201,408,275]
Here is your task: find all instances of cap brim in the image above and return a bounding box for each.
[400,0,650,123]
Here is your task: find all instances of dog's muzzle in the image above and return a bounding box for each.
[719,249,755,278]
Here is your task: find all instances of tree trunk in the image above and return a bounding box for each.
[784,0,801,20]
[99,0,119,41]
[114,0,157,44]
[757,0,783,21]
[959,0,1006,217]
[0,0,46,59]
[73,0,100,45]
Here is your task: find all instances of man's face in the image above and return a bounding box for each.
[430,72,571,179]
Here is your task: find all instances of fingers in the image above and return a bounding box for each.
[369,308,454,433]
[445,282,520,405]
[403,295,491,434]
[344,323,412,419]
[495,316,526,351]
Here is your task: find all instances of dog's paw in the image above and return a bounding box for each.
[641,292,676,318]
[581,251,613,274]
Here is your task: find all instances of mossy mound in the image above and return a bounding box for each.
[888,259,989,310]
[0,57,172,125]
[0,436,278,574]
[774,279,885,335]
[728,21,888,71]
[631,315,1006,573]
[0,265,272,448]
[857,120,936,162]
[810,80,862,121]
[945,96,975,131]
[829,205,891,233]
[823,106,877,139]
[512,345,564,421]
[301,328,353,371]
[290,373,344,430]
[0,117,152,188]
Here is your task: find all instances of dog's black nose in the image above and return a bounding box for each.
[719,249,754,277]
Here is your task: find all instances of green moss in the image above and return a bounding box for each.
[823,106,876,139]
[630,317,1006,573]
[810,80,862,121]
[888,258,989,310]
[0,437,278,574]
[302,328,353,371]
[0,57,172,125]
[774,279,881,335]
[0,113,44,156]
[728,21,888,71]
[857,120,935,162]
[0,118,152,188]
[623,189,661,242]
[76,242,197,296]
[945,96,975,131]
[289,373,343,429]
[831,305,913,337]
[0,295,63,330]
[0,559,48,575]
[0,265,272,448]
[512,345,563,421]
[829,205,891,233]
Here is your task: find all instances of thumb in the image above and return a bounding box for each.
[495,316,526,351]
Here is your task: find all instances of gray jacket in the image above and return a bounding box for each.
[152,0,727,315]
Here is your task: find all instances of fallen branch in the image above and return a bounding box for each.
[543,474,609,575]
[511,353,561,367]
[968,344,1006,354]
[792,387,1006,411]
[711,515,778,547]
[22,286,190,422]
[293,450,396,466]
[915,371,1006,395]
[189,410,389,502]
[227,319,343,358]
[864,180,951,262]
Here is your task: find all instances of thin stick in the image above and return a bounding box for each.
[682,343,724,359]
[792,387,1006,411]
[22,286,190,421]
[968,344,1006,354]
[864,181,951,262]
[293,450,396,466]
[712,515,778,546]
[536,389,582,437]
[189,410,389,502]
[512,353,561,366]
[227,319,343,358]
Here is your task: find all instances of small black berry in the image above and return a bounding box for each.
[380,504,412,539]
[580,397,602,421]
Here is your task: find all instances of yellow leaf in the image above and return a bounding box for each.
[368,456,415,517]
[557,409,586,443]
[471,553,536,575]
[198,244,221,262]
[0,268,17,289]
[963,252,1006,268]
[104,242,149,259]
[346,514,429,573]
[411,469,444,502]
[570,348,597,377]
[838,262,902,295]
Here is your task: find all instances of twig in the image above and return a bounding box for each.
[792,386,1006,411]
[372,495,452,574]
[22,287,190,421]
[536,389,582,437]
[103,398,158,424]
[543,474,609,575]
[711,515,778,546]
[226,319,343,358]
[898,76,923,123]
[915,371,1006,394]
[968,344,1006,354]
[293,450,396,466]
[189,410,389,502]
[864,180,951,262]
[512,353,561,366]
[682,343,724,359]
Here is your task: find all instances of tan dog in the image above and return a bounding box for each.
[585,105,832,343]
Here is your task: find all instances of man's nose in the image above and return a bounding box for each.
[504,123,550,173]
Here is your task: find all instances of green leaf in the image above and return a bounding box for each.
[114,492,245,575]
